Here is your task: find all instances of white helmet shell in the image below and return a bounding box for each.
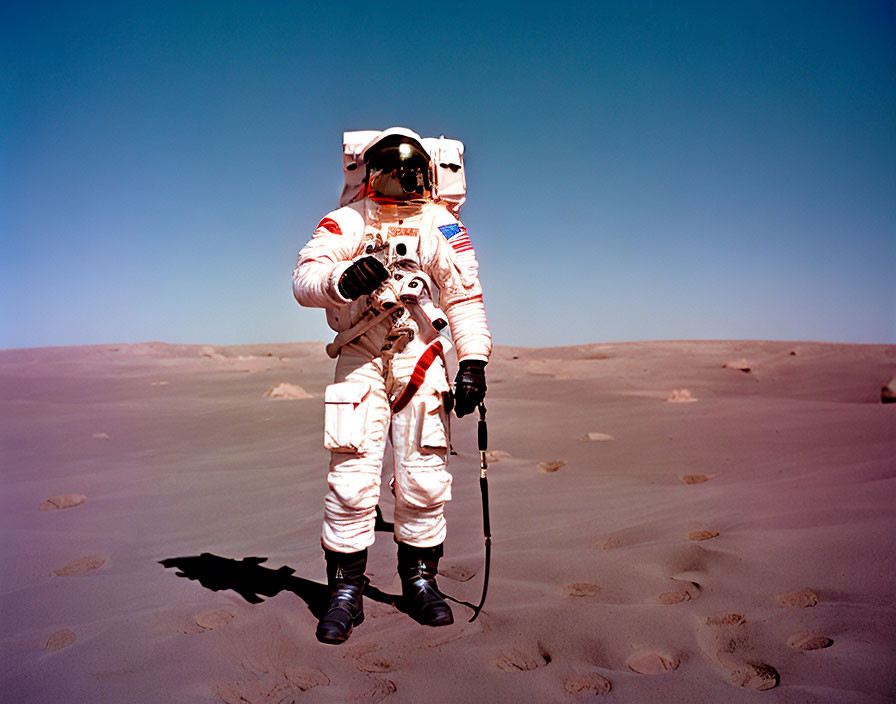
[338,127,466,215]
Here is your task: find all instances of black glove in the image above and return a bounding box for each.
[453,359,486,418]
[337,256,389,300]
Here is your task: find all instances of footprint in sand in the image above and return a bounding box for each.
[626,649,679,674]
[706,613,746,627]
[194,609,234,631]
[564,672,612,695]
[282,668,329,692]
[697,613,779,690]
[439,564,476,582]
[54,555,105,576]
[688,530,719,541]
[537,460,566,473]
[45,629,77,651]
[657,579,701,604]
[775,588,818,607]
[565,583,602,598]
[679,474,711,485]
[728,663,780,690]
[365,601,400,619]
[178,620,206,635]
[217,670,328,704]
[349,678,397,704]
[347,643,394,673]
[787,633,833,651]
[496,644,551,672]
[222,621,330,697]
[40,494,87,510]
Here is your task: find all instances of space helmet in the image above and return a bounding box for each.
[361,128,432,203]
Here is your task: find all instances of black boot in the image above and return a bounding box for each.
[397,542,454,627]
[316,548,367,644]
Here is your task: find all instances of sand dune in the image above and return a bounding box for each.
[1,340,895,703]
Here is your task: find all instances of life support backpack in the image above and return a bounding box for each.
[339,129,467,217]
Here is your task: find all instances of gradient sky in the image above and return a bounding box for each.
[2,1,894,350]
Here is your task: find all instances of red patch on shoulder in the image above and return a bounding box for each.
[317,217,341,235]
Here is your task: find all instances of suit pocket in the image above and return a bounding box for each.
[324,381,371,453]
[419,394,448,453]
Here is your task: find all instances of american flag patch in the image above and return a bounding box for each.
[438,223,474,255]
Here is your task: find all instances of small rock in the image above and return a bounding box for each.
[881,376,896,404]
[666,388,697,403]
[578,432,614,442]
[264,383,313,400]
[723,358,751,372]
[688,530,719,541]
[537,460,566,473]
[199,345,225,360]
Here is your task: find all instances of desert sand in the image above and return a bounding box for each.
[1,339,895,703]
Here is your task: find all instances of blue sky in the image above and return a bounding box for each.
[2,1,894,349]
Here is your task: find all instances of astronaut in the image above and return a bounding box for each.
[293,127,491,644]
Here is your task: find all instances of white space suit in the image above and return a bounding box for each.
[293,128,490,643]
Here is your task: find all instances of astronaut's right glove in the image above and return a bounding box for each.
[453,359,487,418]
[337,256,389,300]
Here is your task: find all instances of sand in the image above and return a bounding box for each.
[2,339,895,703]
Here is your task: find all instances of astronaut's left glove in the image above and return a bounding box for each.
[453,359,487,418]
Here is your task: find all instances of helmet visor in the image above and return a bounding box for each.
[365,137,431,201]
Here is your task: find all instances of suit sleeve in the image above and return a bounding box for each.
[293,211,360,308]
[425,213,492,363]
